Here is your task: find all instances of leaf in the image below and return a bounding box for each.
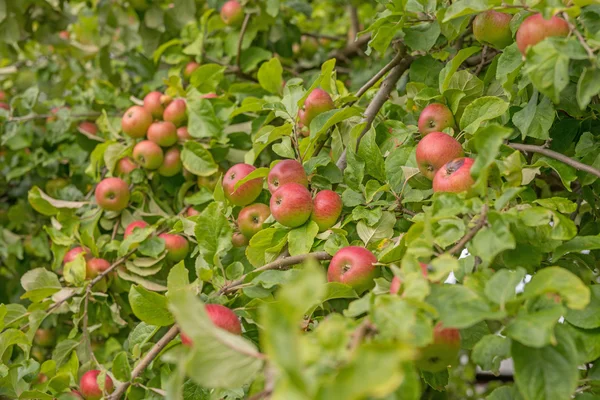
[167,261,190,295]
[233,167,268,190]
[470,124,512,183]
[309,107,361,142]
[442,0,495,22]
[63,253,87,286]
[524,41,570,103]
[288,221,319,256]
[471,335,511,374]
[52,339,80,367]
[257,58,283,94]
[187,97,223,140]
[512,91,555,140]
[552,235,600,261]
[194,202,232,265]
[20,268,61,302]
[565,285,600,329]
[531,157,577,190]
[356,211,395,246]
[112,351,132,382]
[0,329,29,360]
[439,46,481,92]
[404,21,441,52]
[357,128,386,182]
[128,285,174,326]
[523,266,590,310]
[189,64,226,93]
[240,47,272,73]
[468,213,516,268]
[577,67,600,110]
[28,187,88,216]
[484,268,526,307]
[460,97,508,134]
[505,304,564,348]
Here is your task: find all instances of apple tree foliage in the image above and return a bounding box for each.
[2,0,600,399]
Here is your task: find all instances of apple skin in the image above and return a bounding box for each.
[238,203,270,239]
[0,103,8,111]
[327,246,378,294]
[221,0,244,26]
[0,91,6,102]
[116,158,138,175]
[297,109,310,137]
[158,233,189,262]
[473,11,513,49]
[184,62,200,79]
[181,304,242,346]
[121,105,153,138]
[222,164,264,206]
[270,183,313,228]
[163,99,187,127]
[133,140,164,170]
[516,13,569,55]
[311,190,343,232]
[303,88,334,127]
[432,157,475,193]
[232,232,249,247]
[418,103,456,136]
[58,31,70,40]
[416,322,461,372]
[79,370,114,400]
[201,93,218,99]
[186,207,200,217]
[86,258,111,279]
[267,159,308,194]
[177,126,192,142]
[64,247,88,264]
[416,132,464,180]
[124,220,148,239]
[34,328,55,347]
[143,91,165,118]
[147,121,178,147]
[390,263,428,295]
[95,177,130,211]
[158,147,183,177]
[78,121,98,136]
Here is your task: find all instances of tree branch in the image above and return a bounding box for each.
[348,6,360,45]
[302,32,344,42]
[562,12,595,60]
[355,51,405,99]
[82,287,101,368]
[445,204,488,256]
[508,142,600,179]
[237,14,251,70]
[109,325,180,400]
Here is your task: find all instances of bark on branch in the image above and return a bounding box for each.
[445,204,488,256]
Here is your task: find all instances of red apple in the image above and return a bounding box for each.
[473,11,513,49]
[516,13,569,55]
[267,159,308,194]
[147,121,178,147]
[297,109,309,137]
[143,91,165,118]
[0,103,8,111]
[221,0,244,26]
[327,246,378,293]
[158,233,189,262]
[311,190,342,232]
[186,207,200,217]
[201,93,218,99]
[58,31,70,40]
[418,103,456,136]
[95,177,130,211]
[116,158,138,175]
[302,88,334,127]
[158,147,183,177]
[181,304,242,346]
[232,232,249,247]
[34,328,55,347]
[390,263,428,295]
[124,220,148,239]
[0,91,6,102]
[78,121,98,136]
[121,105,153,138]
[133,140,164,170]
[64,247,88,264]
[432,157,475,193]
[222,163,264,206]
[86,258,111,279]
[177,126,192,142]
[163,99,187,127]
[416,132,464,180]
[79,370,114,400]
[270,183,313,228]
[184,62,200,79]
[238,203,270,238]
[416,322,461,372]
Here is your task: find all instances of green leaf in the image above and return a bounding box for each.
[565,285,600,329]
[167,261,190,295]
[240,47,272,73]
[523,267,590,310]
[470,124,512,182]
[288,221,319,256]
[112,351,132,382]
[440,46,481,92]
[52,339,80,367]
[460,97,508,134]
[484,268,526,307]
[257,58,283,94]
[181,141,218,176]
[404,22,441,52]
[505,304,564,348]
[442,0,496,22]
[63,253,87,286]
[577,67,600,110]
[233,167,268,190]
[194,202,232,265]
[129,285,174,326]
[356,211,395,246]
[309,107,361,142]
[0,329,29,360]
[552,235,600,262]
[28,186,87,216]
[524,41,570,103]
[186,98,223,139]
[512,91,555,140]
[357,128,386,182]
[471,335,511,374]
[531,156,577,190]
[189,64,226,93]
[20,268,61,302]
[468,213,516,268]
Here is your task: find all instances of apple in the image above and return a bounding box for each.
[64,247,88,264]
[177,126,192,142]
[201,93,218,99]
[95,177,130,211]
[516,13,569,55]
[133,140,164,170]
[163,99,187,127]
[147,121,178,147]
[473,11,513,49]
[116,157,138,175]
[0,103,8,111]
[181,304,242,346]
[297,109,309,136]
[143,91,165,118]
[124,220,148,239]
[121,105,153,138]
[221,0,244,26]
[198,173,221,192]
[232,232,249,247]
[416,132,464,180]
[238,203,270,238]
[186,207,200,217]
[158,233,189,262]
[416,322,461,372]
[78,121,98,136]
[0,91,6,101]
[34,328,55,347]
[222,163,264,206]
[327,246,378,293]
[311,190,343,232]
[158,147,183,177]
[390,263,428,295]
[418,103,456,136]
[79,370,114,400]
[302,88,334,127]
[267,159,308,193]
[432,157,475,193]
[270,183,313,228]
[184,62,200,79]
[86,258,111,279]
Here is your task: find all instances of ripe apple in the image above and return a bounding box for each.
[222,163,264,206]
[95,177,130,211]
[232,232,249,247]
[158,147,183,177]
[143,91,165,118]
[34,328,55,347]
[238,203,270,238]
[163,99,187,127]
[516,13,569,55]
[390,263,428,295]
[158,233,189,262]
[186,207,200,217]
[147,121,178,147]
[116,157,138,175]
[418,103,456,136]
[79,370,114,400]
[297,109,310,136]
[221,0,244,26]
[124,220,148,239]
[473,11,513,49]
[133,140,164,170]
[416,132,464,180]
[58,31,70,40]
[177,126,192,142]
[327,246,378,293]
[198,173,221,192]
[270,183,313,228]
[78,121,98,136]
[86,258,111,279]
[64,247,88,264]
[121,105,153,138]
[311,190,343,232]
[0,103,8,111]
[267,159,308,193]
[181,304,242,346]
[432,157,475,193]
[302,88,334,126]
[184,62,200,79]
[416,322,461,372]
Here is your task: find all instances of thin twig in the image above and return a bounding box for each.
[355,51,405,99]
[445,204,488,256]
[348,319,375,352]
[348,6,360,45]
[82,287,101,367]
[237,14,251,70]
[562,12,595,60]
[474,46,487,75]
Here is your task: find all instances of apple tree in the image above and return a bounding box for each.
[1,0,600,399]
